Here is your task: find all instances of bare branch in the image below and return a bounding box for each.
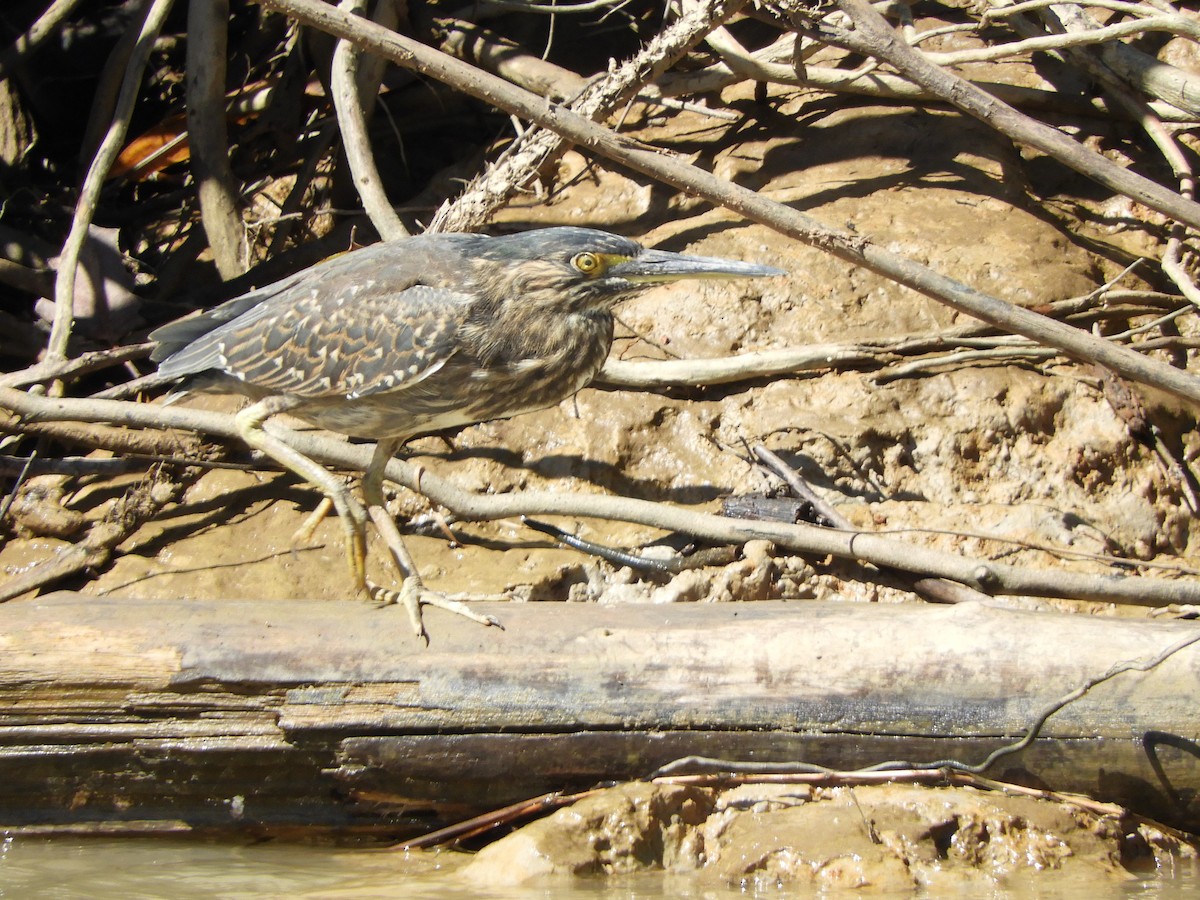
[331,0,408,240]
[659,56,1200,121]
[0,342,152,390]
[920,16,1200,67]
[0,464,193,603]
[0,258,54,300]
[47,0,176,363]
[598,345,876,388]
[989,0,1200,117]
[428,0,748,233]
[804,0,1200,232]
[0,0,85,80]
[476,0,634,12]
[1034,5,1200,314]
[186,0,248,279]
[753,445,993,605]
[3,387,1199,608]
[435,18,587,102]
[985,0,1165,21]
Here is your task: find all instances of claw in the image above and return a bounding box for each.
[359,439,502,640]
[369,576,504,642]
[331,501,370,597]
[347,529,369,596]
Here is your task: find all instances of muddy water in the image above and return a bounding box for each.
[0,837,1195,899]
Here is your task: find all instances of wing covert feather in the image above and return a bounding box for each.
[165,285,469,400]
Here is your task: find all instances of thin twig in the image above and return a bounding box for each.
[266,122,340,257]
[0,258,54,300]
[0,408,228,460]
[600,301,1182,389]
[652,629,1200,777]
[873,346,1057,382]
[427,0,748,233]
[655,769,1132,820]
[522,516,739,574]
[659,51,1200,122]
[435,18,587,103]
[1034,3,1200,316]
[0,448,37,525]
[0,454,176,478]
[598,345,879,388]
[866,525,1200,576]
[331,0,408,240]
[0,463,195,603]
[397,789,606,850]
[931,630,1200,774]
[985,0,1163,22]
[47,0,176,364]
[0,0,86,81]
[753,445,993,604]
[918,16,1200,66]
[990,0,1200,117]
[0,343,153,390]
[801,0,1200,232]
[478,0,630,12]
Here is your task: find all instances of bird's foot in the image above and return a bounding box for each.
[368,576,504,643]
[291,495,335,546]
[1149,603,1200,620]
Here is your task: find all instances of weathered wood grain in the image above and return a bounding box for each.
[0,594,1197,836]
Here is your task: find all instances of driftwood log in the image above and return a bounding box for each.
[1,594,1198,837]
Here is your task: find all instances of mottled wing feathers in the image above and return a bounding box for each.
[152,288,304,377]
[156,284,470,401]
[148,268,313,362]
[152,235,491,400]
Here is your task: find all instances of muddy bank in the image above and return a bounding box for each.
[6,89,1198,611]
[454,782,1198,891]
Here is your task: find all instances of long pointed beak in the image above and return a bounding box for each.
[609,248,786,283]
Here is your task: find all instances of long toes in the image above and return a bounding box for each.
[424,598,504,630]
[367,578,504,638]
[1150,603,1200,619]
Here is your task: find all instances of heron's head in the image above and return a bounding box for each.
[472,227,785,315]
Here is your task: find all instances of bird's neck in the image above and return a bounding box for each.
[466,307,614,377]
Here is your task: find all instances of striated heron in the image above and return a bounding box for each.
[151,226,784,638]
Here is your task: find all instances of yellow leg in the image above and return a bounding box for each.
[235,398,369,594]
[291,495,335,546]
[362,438,502,640]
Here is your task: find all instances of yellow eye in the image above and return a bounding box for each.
[572,252,603,275]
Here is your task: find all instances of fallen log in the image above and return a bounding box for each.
[0,594,1198,837]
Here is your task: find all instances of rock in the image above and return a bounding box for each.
[459,783,713,885]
